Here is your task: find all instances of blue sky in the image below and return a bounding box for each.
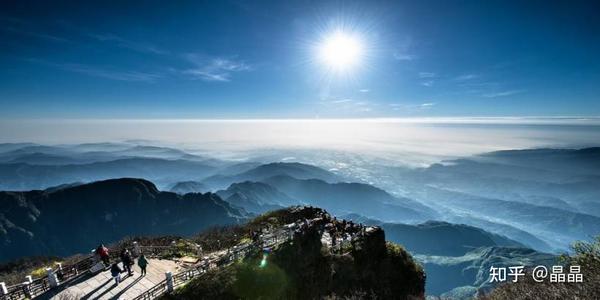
[1,0,599,119]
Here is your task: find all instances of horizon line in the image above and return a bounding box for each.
[2,116,600,125]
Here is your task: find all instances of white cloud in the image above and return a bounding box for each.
[455,74,479,81]
[182,56,251,82]
[359,89,370,93]
[322,98,375,114]
[3,118,598,169]
[331,99,353,104]
[482,90,525,98]
[28,59,161,82]
[88,33,167,55]
[388,102,435,111]
[182,69,229,82]
[393,52,416,61]
[2,26,70,43]
[421,80,434,87]
[0,16,70,43]
[418,72,436,78]
[66,65,161,82]
[419,72,436,86]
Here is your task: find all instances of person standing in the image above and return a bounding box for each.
[138,254,148,276]
[110,263,122,285]
[120,249,134,276]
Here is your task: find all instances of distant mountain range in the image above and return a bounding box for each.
[422,246,555,298]
[0,144,344,192]
[380,220,524,256]
[261,175,436,223]
[207,166,437,222]
[373,147,600,252]
[0,143,597,297]
[0,158,216,191]
[0,143,224,190]
[216,181,298,213]
[1,143,597,252]
[169,181,209,194]
[201,162,342,190]
[0,178,245,262]
[342,214,556,297]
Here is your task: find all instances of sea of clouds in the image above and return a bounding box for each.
[1,117,599,166]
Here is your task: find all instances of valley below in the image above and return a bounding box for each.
[1,142,599,299]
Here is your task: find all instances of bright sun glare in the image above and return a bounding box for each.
[318,31,364,72]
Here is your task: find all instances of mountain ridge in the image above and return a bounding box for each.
[0,178,246,262]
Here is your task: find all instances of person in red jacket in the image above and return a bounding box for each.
[96,244,110,266]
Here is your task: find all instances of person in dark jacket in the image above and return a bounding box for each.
[120,249,134,276]
[110,263,122,285]
[137,254,148,276]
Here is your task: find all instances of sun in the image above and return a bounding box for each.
[317,31,364,73]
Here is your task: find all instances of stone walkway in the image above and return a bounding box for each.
[43,259,180,300]
[32,208,365,300]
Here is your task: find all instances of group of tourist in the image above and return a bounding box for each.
[288,207,368,254]
[95,244,149,285]
[92,207,369,287]
[327,217,365,246]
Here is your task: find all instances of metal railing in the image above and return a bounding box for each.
[130,219,365,300]
[1,284,27,300]
[1,208,370,300]
[131,279,169,300]
[0,242,182,300]
[131,228,293,300]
